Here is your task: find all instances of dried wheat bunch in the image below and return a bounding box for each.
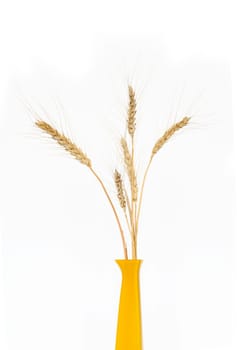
[34,85,191,260]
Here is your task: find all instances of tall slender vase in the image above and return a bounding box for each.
[115,259,143,350]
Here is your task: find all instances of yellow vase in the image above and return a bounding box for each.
[115,259,143,350]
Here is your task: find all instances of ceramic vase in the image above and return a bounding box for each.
[115,259,143,350]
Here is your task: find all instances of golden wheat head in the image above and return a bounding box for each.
[121,137,138,201]
[35,120,92,167]
[127,85,136,136]
[152,116,190,156]
[114,170,126,209]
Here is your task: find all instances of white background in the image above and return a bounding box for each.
[0,1,242,350]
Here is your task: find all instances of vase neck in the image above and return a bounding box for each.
[116,259,142,273]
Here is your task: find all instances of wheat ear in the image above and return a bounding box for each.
[136,116,190,234]
[35,120,128,259]
[114,170,126,209]
[152,117,190,155]
[127,85,136,136]
[114,169,132,235]
[121,138,138,202]
[36,120,91,167]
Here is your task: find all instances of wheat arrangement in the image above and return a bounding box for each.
[35,86,190,259]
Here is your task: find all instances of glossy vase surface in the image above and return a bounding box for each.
[115,259,143,350]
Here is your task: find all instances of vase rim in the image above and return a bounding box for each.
[115,259,143,262]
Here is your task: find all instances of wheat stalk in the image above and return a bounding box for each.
[35,119,128,259]
[135,116,190,235]
[123,85,138,258]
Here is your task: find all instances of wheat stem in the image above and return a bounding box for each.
[132,236,137,261]
[124,188,132,225]
[90,168,128,259]
[135,157,152,234]
[124,209,132,238]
